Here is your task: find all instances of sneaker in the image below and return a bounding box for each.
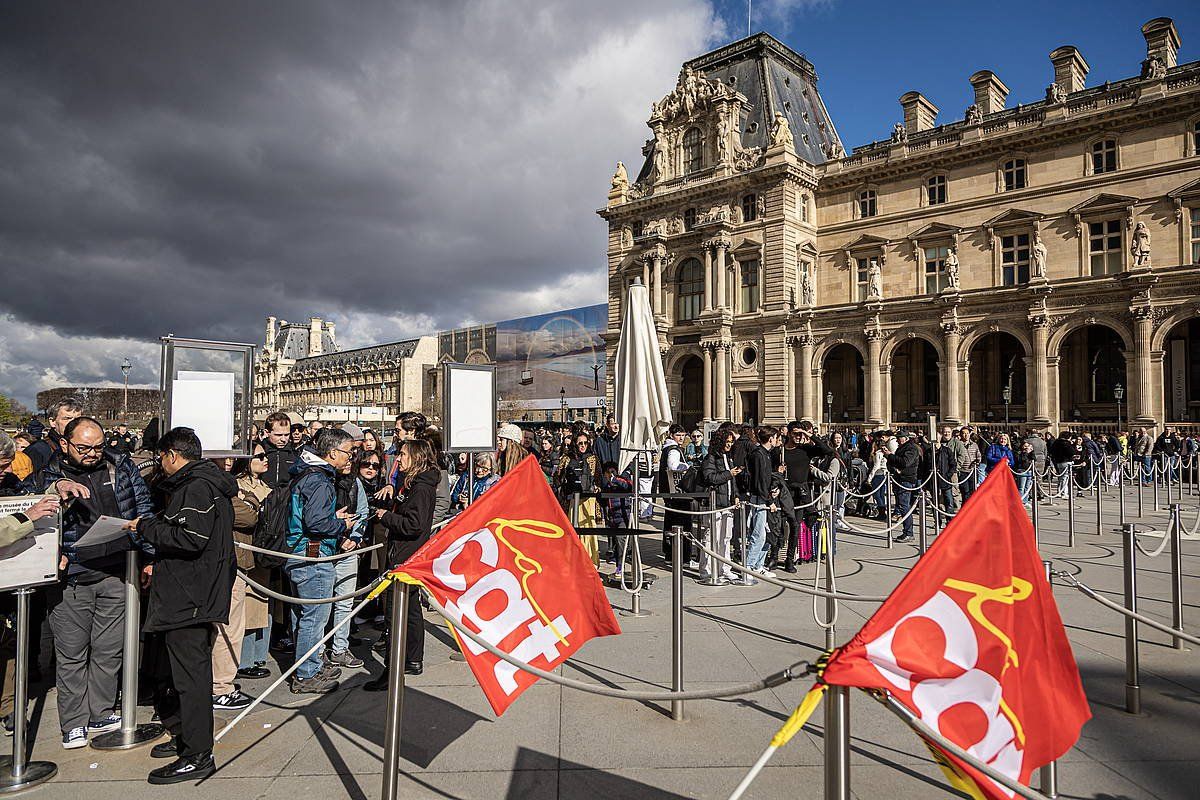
[755,568,777,579]
[212,689,253,711]
[88,712,121,733]
[63,727,88,749]
[895,533,914,543]
[783,564,798,574]
[151,737,179,759]
[2,714,14,736]
[685,560,700,571]
[290,674,340,694]
[317,662,343,681]
[147,753,216,785]
[326,650,365,669]
[236,666,270,679]
[270,636,294,653]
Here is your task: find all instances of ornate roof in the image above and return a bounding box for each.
[273,323,335,360]
[285,339,421,378]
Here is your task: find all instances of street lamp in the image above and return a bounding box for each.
[120,357,132,420]
[1114,383,1124,432]
[826,390,834,430]
[1002,385,1012,430]
[559,387,567,424]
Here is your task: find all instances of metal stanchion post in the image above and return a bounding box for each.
[671,525,685,721]
[698,490,721,587]
[930,462,941,535]
[1066,480,1076,548]
[380,582,411,800]
[1039,760,1059,798]
[737,503,756,586]
[884,476,893,549]
[1121,524,1140,715]
[1170,504,1185,651]
[1152,459,1160,511]
[1031,477,1040,549]
[825,500,836,651]
[918,491,927,555]
[1137,458,1144,518]
[1095,472,1103,536]
[0,588,57,793]
[91,550,164,750]
[823,684,850,800]
[1117,454,1126,528]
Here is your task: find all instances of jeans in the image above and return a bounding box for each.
[959,468,977,504]
[1016,474,1031,501]
[284,560,335,680]
[1054,462,1071,497]
[747,496,769,571]
[870,474,887,510]
[330,551,359,654]
[1141,456,1153,483]
[894,481,915,538]
[240,627,269,669]
[938,476,958,513]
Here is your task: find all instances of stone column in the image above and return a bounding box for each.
[703,244,713,313]
[800,336,816,423]
[941,323,963,425]
[641,256,650,292]
[866,332,884,427]
[652,252,663,317]
[713,342,728,421]
[1029,319,1051,424]
[1132,308,1156,425]
[715,241,728,309]
[701,344,713,421]
[785,336,796,423]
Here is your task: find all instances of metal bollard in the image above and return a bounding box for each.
[671,526,685,721]
[1170,505,1185,651]
[381,582,411,800]
[91,550,165,750]
[739,504,756,586]
[823,684,850,800]
[1137,459,1144,518]
[1095,473,1103,536]
[1039,762,1059,799]
[930,465,941,535]
[918,491,927,555]
[1152,459,1160,511]
[1066,482,1076,548]
[0,588,58,793]
[1121,524,1141,715]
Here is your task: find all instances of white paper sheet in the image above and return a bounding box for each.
[72,515,135,549]
[172,370,235,451]
[0,495,61,591]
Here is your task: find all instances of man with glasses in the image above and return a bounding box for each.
[284,427,357,694]
[38,416,153,749]
[594,415,621,472]
[261,411,298,491]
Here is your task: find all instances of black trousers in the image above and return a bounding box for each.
[380,584,425,665]
[156,624,215,758]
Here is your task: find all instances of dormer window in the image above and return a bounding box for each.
[683,127,703,173]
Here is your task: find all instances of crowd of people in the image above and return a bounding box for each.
[1,397,1198,786]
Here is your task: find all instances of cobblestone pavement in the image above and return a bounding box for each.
[13,483,1200,799]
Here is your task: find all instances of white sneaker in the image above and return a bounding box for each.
[755,568,777,579]
[686,560,700,571]
[62,727,88,749]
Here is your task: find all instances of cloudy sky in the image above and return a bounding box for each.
[1,0,1194,407]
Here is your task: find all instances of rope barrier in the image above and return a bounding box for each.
[234,540,383,563]
[811,523,838,629]
[837,497,920,536]
[683,532,889,602]
[238,569,384,605]
[1051,571,1200,648]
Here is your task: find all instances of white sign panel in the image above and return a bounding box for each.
[444,364,496,452]
[172,370,235,451]
[0,495,61,591]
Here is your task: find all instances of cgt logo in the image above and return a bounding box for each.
[431,518,574,696]
[864,579,1034,796]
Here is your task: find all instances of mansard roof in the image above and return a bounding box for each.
[274,324,334,361]
[287,339,421,377]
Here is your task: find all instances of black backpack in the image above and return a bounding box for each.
[677,462,702,494]
[251,466,324,569]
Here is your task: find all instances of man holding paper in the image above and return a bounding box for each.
[37,416,153,750]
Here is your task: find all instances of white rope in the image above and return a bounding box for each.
[235,540,383,563]
[1053,571,1200,647]
[812,520,838,629]
[838,496,920,536]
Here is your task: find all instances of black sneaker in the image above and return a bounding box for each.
[151,737,178,759]
[270,636,294,653]
[147,753,216,785]
[236,666,270,679]
[3,714,15,736]
[212,689,253,711]
[895,533,914,543]
[316,662,343,681]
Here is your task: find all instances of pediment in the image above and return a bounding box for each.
[797,240,819,256]
[908,221,960,240]
[1167,178,1200,199]
[733,237,763,253]
[982,208,1041,228]
[843,233,889,251]
[1067,193,1138,215]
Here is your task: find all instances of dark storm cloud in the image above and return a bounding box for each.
[0,1,726,402]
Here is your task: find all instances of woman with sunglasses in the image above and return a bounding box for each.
[365,438,440,688]
[554,432,601,567]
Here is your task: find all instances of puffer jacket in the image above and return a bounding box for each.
[285,448,344,559]
[135,459,237,631]
[261,439,298,491]
[380,467,441,567]
[699,451,736,508]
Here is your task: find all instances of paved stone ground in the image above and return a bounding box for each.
[11,481,1200,799]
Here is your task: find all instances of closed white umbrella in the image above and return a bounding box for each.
[614,279,673,473]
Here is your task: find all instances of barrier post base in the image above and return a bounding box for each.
[0,759,58,794]
[90,722,166,750]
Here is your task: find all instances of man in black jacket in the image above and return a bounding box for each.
[745,427,780,576]
[594,415,621,471]
[261,411,298,491]
[886,431,920,543]
[127,427,236,785]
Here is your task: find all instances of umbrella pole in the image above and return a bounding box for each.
[622,452,648,617]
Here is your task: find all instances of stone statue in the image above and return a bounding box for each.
[964,103,982,125]
[652,130,667,179]
[769,111,793,148]
[1131,221,1152,268]
[756,195,766,218]
[1141,55,1167,80]
[823,140,845,160]
[945,246,960,290]
[621,226,632,248]
[800,267,815,306]
[611,161,628,191]
[867,258,883,300]
[891,123,908,144]
[1031,230,1047,279]
[716,111,730,163]
[1045,83,1066,104]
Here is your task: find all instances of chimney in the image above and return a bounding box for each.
[1142,17,1180,69]
[1049,46,1089,95]
[968,70,1009,116]
[309,316,323,356]
[265,316,277,354]
[899,91,938,134]
[325,321,336,347]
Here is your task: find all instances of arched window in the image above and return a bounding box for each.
[741,194,758,222]
[683,128,703,173]
[676,258,704,322]
[1090,139,1118,174]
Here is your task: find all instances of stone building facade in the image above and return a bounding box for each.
[252,315,437,420]
[600,19,1200,433]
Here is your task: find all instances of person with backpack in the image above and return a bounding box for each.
[658,424,694,566]
[283,428,358,695]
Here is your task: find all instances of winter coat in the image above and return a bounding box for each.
[380,467,440,567]
[886,440,921,483]
[451,470,500,509]
[285,448,345,559]
[594,432,621,470]
[1049,436,1075,464]
[261,439,298,491]
[984,444,1014,472]
[934,442,958,481]
[699,451,736,508]
[746,444,773,499]
[135,459,237,632]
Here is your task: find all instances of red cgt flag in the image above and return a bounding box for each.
[393,455,620,715]
[821,460,1090,799]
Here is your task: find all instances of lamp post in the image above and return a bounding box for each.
[1114,383,1125,432]
[826,391,833,431]
[379,381,387,429]
[560,387,567,424]
[1002,385,1012,431]
[120,357,132,420]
